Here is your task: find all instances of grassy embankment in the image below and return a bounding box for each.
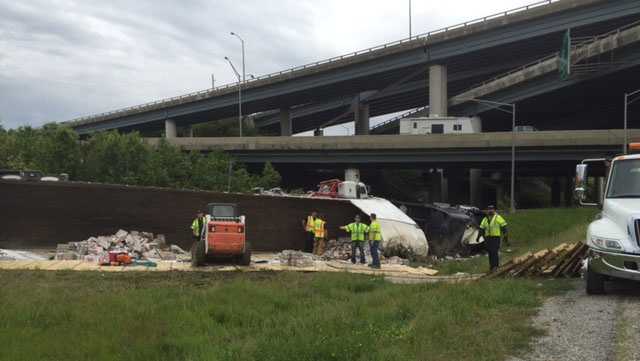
[0,270,571,361]
[434,207,598,275]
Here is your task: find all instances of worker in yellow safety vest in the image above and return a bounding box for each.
[478,205,508,272]
[368,213,382,269]
[302,210,317,253]
[312,214,327,256]
[341,214,369,264]
[191,211,206,242]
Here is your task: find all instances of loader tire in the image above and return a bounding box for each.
[239,243,251,266]
[191,239,206,267]
[586,262,606,295]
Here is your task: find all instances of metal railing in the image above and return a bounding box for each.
[458,19,640,95]
[67,0,559,126]
[371,18,640,131]
[370,106,429,131]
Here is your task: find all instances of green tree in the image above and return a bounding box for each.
[256,162,281,189]
[80,131,149,184]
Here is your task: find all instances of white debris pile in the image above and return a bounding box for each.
[277,250,318,267]
[321,238,410,265]
[55,229,190,263]
[0,249,48,261]
[321,238,367,261]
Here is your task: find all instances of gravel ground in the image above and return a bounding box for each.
[509,279,640,361]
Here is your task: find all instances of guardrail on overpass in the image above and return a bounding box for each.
[65,0,589,129]
[144,129,640,164]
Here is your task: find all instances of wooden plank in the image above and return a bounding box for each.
[512,250,550,277]
[553,243,584,277]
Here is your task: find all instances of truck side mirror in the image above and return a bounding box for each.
[574,164,588,200]
[575,164,598,207]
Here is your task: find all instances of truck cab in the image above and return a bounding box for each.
[575,147,640,294]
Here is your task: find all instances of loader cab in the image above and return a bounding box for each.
[207,203,239,221]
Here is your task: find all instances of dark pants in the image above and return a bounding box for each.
[369,241,381,267]
[305,232,314,253]
[485,236,501,271]
[351,242,366,264]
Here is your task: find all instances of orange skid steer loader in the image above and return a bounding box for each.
[191,203,251,266]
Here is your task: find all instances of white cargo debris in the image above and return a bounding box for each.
[0,249,48,261]
[350,198,429,257]
[54,230,189,263]
[277,250,317,267]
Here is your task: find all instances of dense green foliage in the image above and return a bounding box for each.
[0,124,280,192]
[0,271,570,361]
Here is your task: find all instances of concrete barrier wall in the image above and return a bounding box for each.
[0,181,364,251]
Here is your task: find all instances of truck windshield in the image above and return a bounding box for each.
[607,159,640,198]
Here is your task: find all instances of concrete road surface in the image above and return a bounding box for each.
[510,280,640,361]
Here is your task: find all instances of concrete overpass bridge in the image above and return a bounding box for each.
[146,129,637,166]
[65,0,640,137]
[146,129,635,206]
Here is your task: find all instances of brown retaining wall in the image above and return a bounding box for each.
[0,181,364,251]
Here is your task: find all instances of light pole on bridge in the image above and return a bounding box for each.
[467,98,517,214]
[224,56,243,137]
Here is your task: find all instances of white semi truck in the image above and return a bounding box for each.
[575,144,640,294]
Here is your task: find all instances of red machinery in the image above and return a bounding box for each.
[191,203,250,266]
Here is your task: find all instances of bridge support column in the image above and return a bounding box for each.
[551,177,562,207]
[280,108,292,136]
[564,177,574,207]
[165,119,177,138]
[469,168,482,207]
[184,125,194,137]
[429,65,448,117]
[428,169,447,203]
[354,94,370,135]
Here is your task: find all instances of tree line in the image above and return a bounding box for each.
[0,124,281,193]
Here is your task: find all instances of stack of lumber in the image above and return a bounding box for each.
[486,242,588,278]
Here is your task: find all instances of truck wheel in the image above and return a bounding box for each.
[191,239,206,267]
[239,243,251,266]
[586,262,606,295]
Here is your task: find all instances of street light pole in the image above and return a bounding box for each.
[230,32,246,83]
[230,32,246,136]
[625,93,629,154]
[510,105,516,214]
[224,56,243,137]
[467,98,517,213]
[624,88,640,154]
[409,0,412,38]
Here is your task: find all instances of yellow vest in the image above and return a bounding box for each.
[480,214,507,237]
[306,216,315,233]
[345,222,369,242]
[369,221,382,241]
[314,218,326,238]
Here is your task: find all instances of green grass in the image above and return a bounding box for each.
[434,208,598,275]
[0,270,570,361]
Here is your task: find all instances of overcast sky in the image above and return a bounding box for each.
[0,0,534,132]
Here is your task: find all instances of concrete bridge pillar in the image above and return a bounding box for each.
[469,168,482,206]
[165,119,177,138]
[184,125,194,137]
[551,177,562,207]
[429,64,448,117]
[354,94,370,135]
[280,108,292,136]
[564,177,574,207]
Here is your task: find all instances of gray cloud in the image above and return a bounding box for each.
[0,0,533,129]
